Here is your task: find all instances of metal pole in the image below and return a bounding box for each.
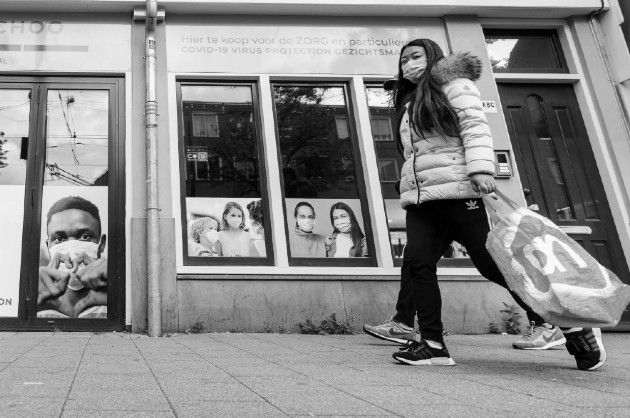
[145,0,161,337]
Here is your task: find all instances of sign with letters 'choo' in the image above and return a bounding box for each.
[166,17,447,75]
[0,16,130,72]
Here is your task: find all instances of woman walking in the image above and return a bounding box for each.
[390,39,605,370]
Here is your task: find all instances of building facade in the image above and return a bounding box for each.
[1,0,629,333]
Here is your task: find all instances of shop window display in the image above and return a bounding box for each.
[178,83,272,264]
[272,83,374,265]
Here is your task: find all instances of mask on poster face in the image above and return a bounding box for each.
[402,58,427,83]
[205,230,219,243]
[334,219,352,234]
[48,240,100,291]
[227,217,242,230]
[297,218,315,233]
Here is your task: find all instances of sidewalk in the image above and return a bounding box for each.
[0,332,628,417]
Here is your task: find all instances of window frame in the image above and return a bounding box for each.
[483,29,569,74]
[176,79,275,266]
[270,81,377,267]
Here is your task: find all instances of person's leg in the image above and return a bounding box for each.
[405,202,454,344]
[392,201,457,366]
[451,198,565,349]
[393,246,415,328]
[363,246,417,345]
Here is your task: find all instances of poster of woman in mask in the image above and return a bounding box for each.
[37,190,108,319]
[286,199,368,258]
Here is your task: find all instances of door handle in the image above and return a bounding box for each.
[523,188,531,196]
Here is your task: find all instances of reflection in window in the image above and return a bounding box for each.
[180,83,269,261]
[377,158,399,182]
[45,91,109,186]
[273,84,359,200]
[526,95,551,140]
[484,30,566,73]
[192,112,219,137]
[525,94,575,221]
[370,117,393,141]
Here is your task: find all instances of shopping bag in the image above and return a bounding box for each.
[483,190,630,328]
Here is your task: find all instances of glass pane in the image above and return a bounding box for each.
[181,84,267,259]
[526,95,575,220]
[366,85,405,260]
[38,90,109,319]
[274,84,369,259]
[485,33,564,73]
[0,89,30,318]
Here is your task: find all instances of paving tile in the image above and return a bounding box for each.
[65,389,171,411]
[0,396,65,416]
[161,382,263,402]
[172,400,287,417]
[62,410,175,418]
[72,372,161,391]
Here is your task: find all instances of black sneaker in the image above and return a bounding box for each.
[392,339,456,366]
[564,328,606,371]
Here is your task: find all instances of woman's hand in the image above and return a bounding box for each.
[470,173,497,194]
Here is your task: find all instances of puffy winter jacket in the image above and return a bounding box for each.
[399,52,496,209]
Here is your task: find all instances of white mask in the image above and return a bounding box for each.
[402,58,427,83]
[48,240,100,291]
[334,219,352,234]
[205,229,219,243]
[227,217,242,230]
[297,218,314,232]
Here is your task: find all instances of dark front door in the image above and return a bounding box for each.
[499,83,630,328]
[0,77,125,331]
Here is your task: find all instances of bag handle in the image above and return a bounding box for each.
[482,189,520,225]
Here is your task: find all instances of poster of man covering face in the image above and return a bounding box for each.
[37,187,108,319]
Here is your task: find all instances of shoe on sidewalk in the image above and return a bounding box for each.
[363,319,416,345]
[392,339,456,366]
[512,321,566,350]
[564,327,606,371]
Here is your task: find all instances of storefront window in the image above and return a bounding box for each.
[178,83,272,265]
[39,89,110,319]
[365,83,471,265]
[273,83,374,265]
[484,30,567,73]
[0,88,31,318]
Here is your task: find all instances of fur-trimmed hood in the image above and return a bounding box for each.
[431,52,482,84]
[383,52,482,90]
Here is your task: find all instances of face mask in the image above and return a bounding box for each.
[402,58,427,83]
[48,240,100,291]
[334,219,352,234]
[227,217,242,230]
[297,218,314,232]
[205,230,219,243]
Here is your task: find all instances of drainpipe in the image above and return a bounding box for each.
[145,0,161,337]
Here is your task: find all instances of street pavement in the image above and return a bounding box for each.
[0,331,629,417]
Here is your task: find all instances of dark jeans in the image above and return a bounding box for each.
[401,198,544,343]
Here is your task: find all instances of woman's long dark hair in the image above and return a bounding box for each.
[393,39,460,138]
[329,202,364,257]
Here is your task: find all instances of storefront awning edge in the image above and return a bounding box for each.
[0,0,609,19]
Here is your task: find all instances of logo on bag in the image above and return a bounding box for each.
[510,215,612,293]
[466,200,479,210]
